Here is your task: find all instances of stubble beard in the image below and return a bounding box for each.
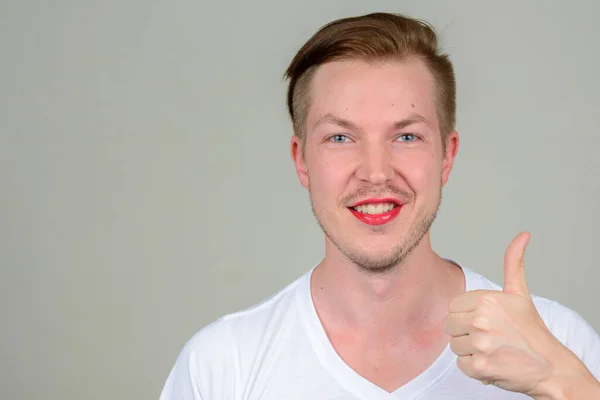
[310,187,442,275]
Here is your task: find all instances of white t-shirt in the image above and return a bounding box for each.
[160,264,600,399]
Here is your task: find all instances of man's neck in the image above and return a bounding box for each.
[310,237,465,343]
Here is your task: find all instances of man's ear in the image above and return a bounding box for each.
[441,130,459,186]
[291,135,309,189]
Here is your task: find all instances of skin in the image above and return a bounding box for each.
[291,57,463,391]
[290,58,600,398]
[446,232,600,399]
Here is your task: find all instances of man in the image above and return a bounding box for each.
[160,12,600,399]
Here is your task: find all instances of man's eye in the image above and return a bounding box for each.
[330,134,349,143]
[397,134,417,142]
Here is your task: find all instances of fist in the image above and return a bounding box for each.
[444,232,568,395]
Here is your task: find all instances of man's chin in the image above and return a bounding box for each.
[354,259,403,274]
[344,248,405,274]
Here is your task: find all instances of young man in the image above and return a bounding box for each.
[160,13,600,399]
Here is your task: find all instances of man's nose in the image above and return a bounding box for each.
[355,141,394,185]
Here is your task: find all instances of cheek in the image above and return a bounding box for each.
[397,152,443,189]
[308,154,350,203]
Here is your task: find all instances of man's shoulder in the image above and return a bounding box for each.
[219,268,308,334]
[160,270,311,399]
[181,269,309,355]
[528,296,600,379]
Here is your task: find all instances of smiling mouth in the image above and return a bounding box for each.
[351,202,397,215]
[348,200,402,225]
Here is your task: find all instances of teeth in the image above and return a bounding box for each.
[353,202,396,214]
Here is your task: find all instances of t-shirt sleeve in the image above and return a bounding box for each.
[545,300,600,381]
[159,319,233,400]
[159,343,204,400]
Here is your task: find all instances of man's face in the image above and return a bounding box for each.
[291,58,458,273]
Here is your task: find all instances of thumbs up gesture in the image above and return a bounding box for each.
[444,232,597,398]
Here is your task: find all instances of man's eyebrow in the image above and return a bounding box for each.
[313,113,359,131]
[393,114,433,130]
[313,113,433,131]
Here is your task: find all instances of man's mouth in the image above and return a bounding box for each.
[348,198,403,225]
[351,202,397,215]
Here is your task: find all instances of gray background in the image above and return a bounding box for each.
[1,1,599,399]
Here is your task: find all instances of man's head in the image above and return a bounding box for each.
[285,13,459,273]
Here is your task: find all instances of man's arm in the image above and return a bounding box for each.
[534,301,600,400]
[537,365,600,400]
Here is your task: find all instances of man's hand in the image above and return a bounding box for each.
[444,232,599,399]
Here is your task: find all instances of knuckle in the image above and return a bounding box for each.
[448,298,458,313]
[474,334,493,353]
[449,338,458,353]
[473,354,489,374]
[480,292,498,306]
[449,336,463,354]
[456,355,469,373]
[472,314,491,331]
[443,316,453,334]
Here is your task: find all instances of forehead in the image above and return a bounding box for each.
[306,58,439,131]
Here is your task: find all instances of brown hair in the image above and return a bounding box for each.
[284,12,456,146]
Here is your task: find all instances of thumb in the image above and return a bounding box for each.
[503,231,531,297]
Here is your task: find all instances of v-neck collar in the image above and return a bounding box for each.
[295,261,475,400]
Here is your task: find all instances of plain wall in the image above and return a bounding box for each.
[1,1,599,399]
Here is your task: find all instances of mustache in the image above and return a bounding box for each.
[340,183,412,205]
